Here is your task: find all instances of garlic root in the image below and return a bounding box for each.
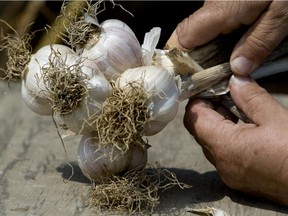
[0,20,32,81]
[86,162,191,214]
[94,80,149,153]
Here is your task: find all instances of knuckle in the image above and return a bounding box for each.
[270,2,288,22]
[246,33,278,59]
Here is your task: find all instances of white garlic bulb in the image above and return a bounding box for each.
[80,19,143,80]
[21,44,78,115]
[58,65,112,134]
[116,65,181,136]
[77,133,148,182]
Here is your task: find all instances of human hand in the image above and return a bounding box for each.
[166,1,288,76]
[184,75,288,205]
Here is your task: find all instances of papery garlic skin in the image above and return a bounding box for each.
[58,65,112,134]
[141,27,175,75]
[81,19,143,80]
[116,65,181,136]
[77,133,148,182]
[100,19,136,36]
[141,27,161,66]
[21,82,52,115]
[21,44,78,115]
[152,49,175,76]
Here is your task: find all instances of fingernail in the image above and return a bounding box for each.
[229,75,253,87]
[231,56,254,75]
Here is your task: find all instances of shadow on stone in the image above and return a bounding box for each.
[56,163,288,215]
[56,162,91,184]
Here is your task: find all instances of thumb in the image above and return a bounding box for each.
[229,75,285,125]
[230,2,288,76]
[165,4,235,51]
[165,2,269,51]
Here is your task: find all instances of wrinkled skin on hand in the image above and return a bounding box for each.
[184,76,288,205]
[167,0,288,205]
[167,1,288,76]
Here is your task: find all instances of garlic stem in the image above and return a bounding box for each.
[179,62,231,101]
[179,56,288,101]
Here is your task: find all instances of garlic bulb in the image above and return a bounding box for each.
[80,19,143,80]
[57,64,112,134]
[21,44,78,115]
[116,65,181,136]
[77,133,148,182]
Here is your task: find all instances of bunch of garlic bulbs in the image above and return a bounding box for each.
[75,25,182,180]
[16,1,181,182]
[74,23,182,180]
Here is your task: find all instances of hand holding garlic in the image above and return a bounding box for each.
[167,0,288,206]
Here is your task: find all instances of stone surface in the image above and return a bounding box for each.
[0,80,288,216]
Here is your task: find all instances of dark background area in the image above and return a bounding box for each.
[94,1,203,48]
[0,1,203,77]
[0,1,203,50]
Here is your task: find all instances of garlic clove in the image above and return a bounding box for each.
[77,133,148,182]
[116,65,181,136]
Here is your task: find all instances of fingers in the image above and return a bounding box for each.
[229,75,286,125]
[230,1,288,76]
[167,1,288,77]
[184,99,236,149]
[166,1,269,50]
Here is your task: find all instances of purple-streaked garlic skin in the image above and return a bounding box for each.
[81,19,143,81]
[77,133,148,182]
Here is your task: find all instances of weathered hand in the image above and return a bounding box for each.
[184,75,288,205]
[166,1,288,76]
